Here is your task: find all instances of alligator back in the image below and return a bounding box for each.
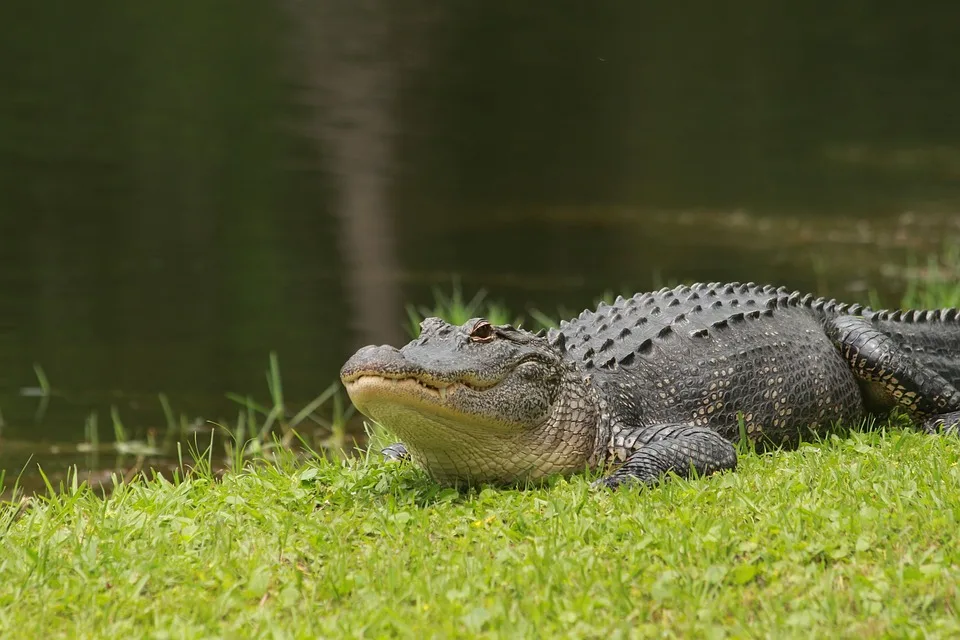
[548,282,867,445]
[547,282,960,446]
[552,282,960,387]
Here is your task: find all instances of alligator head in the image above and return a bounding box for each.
[340,317,599,485]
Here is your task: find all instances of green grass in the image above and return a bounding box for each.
[3,255,960,638]
[2,432,960,638]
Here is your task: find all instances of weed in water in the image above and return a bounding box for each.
[405,280,521,336]
[901,246,960,309]
[219,353,357,464]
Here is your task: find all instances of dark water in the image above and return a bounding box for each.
[2,2,960,482]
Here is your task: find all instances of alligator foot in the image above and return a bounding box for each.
[593,424,738,490]
[826,316,960,418]
[381,442,409,462]
[921,411,960,435]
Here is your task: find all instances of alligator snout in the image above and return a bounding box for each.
[340,344,405,382]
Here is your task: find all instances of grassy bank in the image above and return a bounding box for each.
[2,430,960,638]
[3,256,960,638]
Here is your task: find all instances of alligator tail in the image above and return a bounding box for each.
[866,307,960,387]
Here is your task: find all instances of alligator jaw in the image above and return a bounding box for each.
[339,342,501,396]
[342,373,581,486]
[342,372,496,426]
[343,373,456,405]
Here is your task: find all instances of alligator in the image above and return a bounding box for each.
[340,282,960,489]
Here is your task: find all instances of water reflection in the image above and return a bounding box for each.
[0,2,958,478]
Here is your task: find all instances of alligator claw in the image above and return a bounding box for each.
[921,411,960,435]
[590,477,615,491]
[381,443,409,462]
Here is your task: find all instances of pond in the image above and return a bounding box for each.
[1,2,959,490]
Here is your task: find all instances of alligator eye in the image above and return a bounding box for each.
[470,320,495,342]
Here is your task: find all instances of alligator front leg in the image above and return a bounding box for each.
[826,316,960,433]
[595,424,738,490]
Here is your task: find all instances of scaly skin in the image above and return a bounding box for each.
[340,282,960,488]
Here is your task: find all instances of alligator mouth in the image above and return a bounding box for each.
[342,372,495,401]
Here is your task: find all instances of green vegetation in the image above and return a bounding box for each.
[2,431,960,637]
[12,353,356,484]
[405,281,522,337]
[902,246,960,309]
[2,258,960,638]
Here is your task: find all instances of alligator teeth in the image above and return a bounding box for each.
[438,386,447,401]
